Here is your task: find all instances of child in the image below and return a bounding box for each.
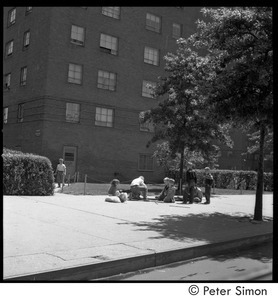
[156,177,170,201]
[163,178,176,203]
[204,167,214,204]
[108,179,128,203]
[183,162,197,204]
[56,158,66,187]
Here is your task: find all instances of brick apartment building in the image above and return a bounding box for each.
[3,7,270,184]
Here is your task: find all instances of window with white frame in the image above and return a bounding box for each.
[102,7,120,19]
[4,73,11,89]
[68,63,82,84]
[142,80,155,98]
[146,13,161,33]
[100,33,118,55]
[3,107,8,124]
[17,103,24,122]
[140,120,154,133]
[70,25,85,46]
[8,8,16,26]
[95,107,113,127]
[26,7,32,14]
[66,102,80,123]
[144,46,159,66]
[139,154,154,171]
[6,40,14,56]
[97,70,116,91]
[23,31,30,48]
[172,23,182,39]
[20,67,27,86]
[139,112,154,132]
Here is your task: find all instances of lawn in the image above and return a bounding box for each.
[57,182,271,196]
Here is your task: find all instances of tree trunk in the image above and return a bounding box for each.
[177,144,185,194]
[254,123,266,221]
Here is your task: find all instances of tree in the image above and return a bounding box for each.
[186,7,273,220]
[142,47,232,191]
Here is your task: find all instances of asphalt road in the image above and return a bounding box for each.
[96,242,273,281]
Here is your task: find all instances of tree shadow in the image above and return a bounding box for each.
[117,211,273,260]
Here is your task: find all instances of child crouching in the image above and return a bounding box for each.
[163,178,176,203]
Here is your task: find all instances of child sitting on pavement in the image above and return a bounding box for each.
[156,177,170,201]
[163,178,176,203]
[107,179,128,203]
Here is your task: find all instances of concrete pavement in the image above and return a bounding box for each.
[3,192,273,281]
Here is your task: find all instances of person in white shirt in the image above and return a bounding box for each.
[55,158,66,187]
[130,176,148,200]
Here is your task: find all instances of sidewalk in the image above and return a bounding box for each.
[3,192,273,281]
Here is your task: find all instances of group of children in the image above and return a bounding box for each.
[105,166,214,205]
[54,158,214,204]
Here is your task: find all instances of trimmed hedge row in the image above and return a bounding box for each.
[167,169,273,191]
[3,148,55,196]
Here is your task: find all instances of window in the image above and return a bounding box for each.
[17,104,24,122]
[95,107,113,127]
[70,25,85,46]
[8,8,16,26]
[23,31,30,48]
[3,107,8,124]
[139,154,154,171]
[20,67,27,86]
[142,80,155,98]
[97,70,116,91]
[172,23,182,39]
[102,7,120,19]
[66,103,80,123]
[4,73,11,89]
[140,120,154,132]
[26,7,32,14]
[100,33,118,55]
[144,46,159,66]
[6,40,14,56]
[68,63,82,84]
[146,13,161,33]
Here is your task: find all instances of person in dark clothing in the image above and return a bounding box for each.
[183,162,197,204]
[204,167,214,204]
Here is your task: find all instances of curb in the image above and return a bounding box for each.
[4,233,272,281]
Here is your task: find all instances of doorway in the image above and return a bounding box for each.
[63,146,77,179]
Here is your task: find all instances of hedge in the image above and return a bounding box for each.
[167,169,273,191]
[3,148,55,196]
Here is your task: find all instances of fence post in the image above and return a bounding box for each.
[74,172,76,183]
[240,182,243,194]
[179,179,182,195]
[61,174,65,192]
[68,174,70,186]
[84,174,87,195]
[77,171,79,183]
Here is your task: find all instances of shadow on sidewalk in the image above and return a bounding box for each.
[117,212,273,244]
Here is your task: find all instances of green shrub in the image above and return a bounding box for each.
[167,168,273,191]
[3,148,55,195]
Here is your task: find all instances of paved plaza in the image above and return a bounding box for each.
[3,192,273,280]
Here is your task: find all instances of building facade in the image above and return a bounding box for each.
[3,7,269,183]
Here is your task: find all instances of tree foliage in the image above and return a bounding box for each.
[184,7,273,220]
[143,7,272,220]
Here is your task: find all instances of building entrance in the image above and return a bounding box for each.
[63,146,77,179]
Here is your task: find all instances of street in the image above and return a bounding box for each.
[96,242,272,281]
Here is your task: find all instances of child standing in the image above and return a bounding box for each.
[56,158,66,188]
[156,177,170,201]
[204,167,214,204]
[163,178,176,203]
